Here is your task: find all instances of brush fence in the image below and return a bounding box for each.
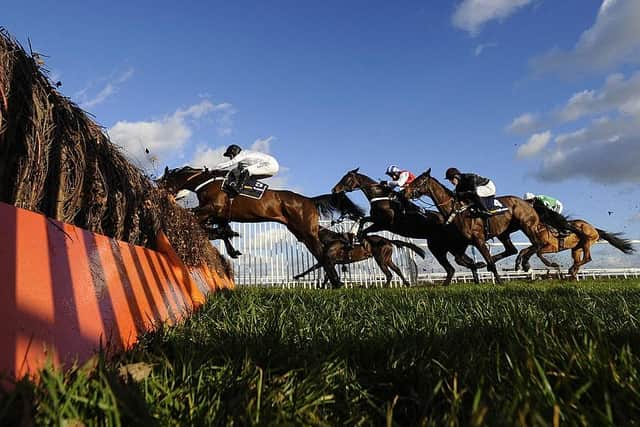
[212,220,640,287]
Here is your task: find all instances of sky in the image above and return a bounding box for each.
[4,0,640,238]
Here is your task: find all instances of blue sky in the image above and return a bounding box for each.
[4,0,640,237]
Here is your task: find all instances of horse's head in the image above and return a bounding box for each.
[156,165,204,194]
[332,167,362,193]
[403,168,432,199]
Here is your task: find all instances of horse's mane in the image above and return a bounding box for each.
[354,172,377,187]
[531,201,583,236]
[173,165,204,174]
[414,171,455,198]
[312,193,366,219]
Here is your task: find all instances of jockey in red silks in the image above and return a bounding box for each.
[382,165,417,214]
[383,165,416,189]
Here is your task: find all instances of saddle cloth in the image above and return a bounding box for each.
[481,196,508,214]
[223,175,269,199]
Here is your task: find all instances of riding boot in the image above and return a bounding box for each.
[224,168,240,196]
[471,193,492,217]
[235,169,250,193]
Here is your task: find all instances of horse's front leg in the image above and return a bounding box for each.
[473,236,502,284]
[491,234,518,264]
[356,216,373,238]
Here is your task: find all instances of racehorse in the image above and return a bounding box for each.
[331,168,486,284]
[403,168,557,283]
[158,166,365,288]
[293,226,426,288]
[515,216,635,279]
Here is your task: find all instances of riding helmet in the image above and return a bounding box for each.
[523,192,535,200]
[386,165,400,176]
[223,144,242,158]
[445,167,461,180]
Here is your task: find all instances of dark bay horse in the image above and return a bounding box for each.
[294,227,426,287]
[158,166,365,288]
[331,168,486,284]
[516,218,635,279]
[403,168,548,283]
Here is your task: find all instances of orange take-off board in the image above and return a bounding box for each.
[0,202,233,380]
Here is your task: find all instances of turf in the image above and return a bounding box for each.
[2,279,640,426]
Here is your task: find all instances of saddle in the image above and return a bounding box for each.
[223,174,269,199]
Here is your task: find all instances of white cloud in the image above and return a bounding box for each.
[511,71,640,183]
[535,135,640,183]
[108,100,220,167]
[558,72,640,121]
[532,114,640,183]
[517,131,551,158]
[508,71,640,136]
[506,112,541,134]
[212,103,237,136]
[79,68,134,109]
[452,0,533,35]
[474,42,498,56]
[532,0,640,75]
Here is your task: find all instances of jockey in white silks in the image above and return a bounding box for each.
[214,144,280,195]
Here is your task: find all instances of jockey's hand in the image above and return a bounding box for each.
[380,180,388,186]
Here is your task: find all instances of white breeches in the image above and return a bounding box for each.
[241,159,280,177]
[476,180,496,197]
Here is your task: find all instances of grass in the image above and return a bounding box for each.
[2,279,640,426]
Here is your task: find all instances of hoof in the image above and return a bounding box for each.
[229,250,242,259]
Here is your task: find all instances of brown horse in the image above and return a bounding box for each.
[158,166,365,288]
[516,216,635,279]
[331,168,486,284]
[403,168,552,283]
[293,227,426,287]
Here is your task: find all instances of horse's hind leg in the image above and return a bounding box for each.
[569,248,584,279]
[294,263,322,280]
[461,254,486,270]
[453,253,484,283]
[299,233,343,289]
[373,249,395,287]
[432,248,455,285]
[388,260,410,287]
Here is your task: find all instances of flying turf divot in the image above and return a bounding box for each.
[0,202,234,380]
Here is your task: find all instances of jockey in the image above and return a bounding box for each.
[523,192,563,214]
[382,165,417,214]
[524,192,573,237]
[214,144,280,195]
[445,167,496,217]
[383,165,416,189]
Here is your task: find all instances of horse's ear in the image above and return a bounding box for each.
[349,167,359,174]
[426,168,431,176]
[164,166,169,174]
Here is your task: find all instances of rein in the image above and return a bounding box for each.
[194,176,225,193]
[370,196,393,203]
[182,170,205,186]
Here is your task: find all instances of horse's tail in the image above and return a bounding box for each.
[390,240,426,259]
[596,229,635,254]
[311,193,365,220]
